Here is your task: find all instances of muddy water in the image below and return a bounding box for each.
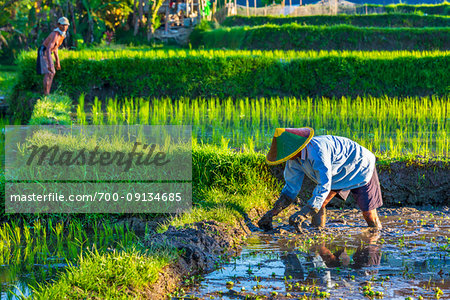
[184,208,449,300]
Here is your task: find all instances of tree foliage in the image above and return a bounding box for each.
[0,0,163,63]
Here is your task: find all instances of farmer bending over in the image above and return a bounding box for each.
[257,127,383,232]
[36,17,69,95]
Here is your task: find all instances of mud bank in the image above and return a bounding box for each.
[143,220,248,299]
[269,160,449,207]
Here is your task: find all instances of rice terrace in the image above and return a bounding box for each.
[0,0,449,299]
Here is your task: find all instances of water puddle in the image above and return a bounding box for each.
[184,208,450,299]
[0,260,66,299]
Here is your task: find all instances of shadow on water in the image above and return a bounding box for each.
[184,208,450,299]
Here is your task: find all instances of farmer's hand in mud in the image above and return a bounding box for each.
[257,194,294,232]
[289,205,318,232]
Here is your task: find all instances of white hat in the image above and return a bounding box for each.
[58,17,70,26]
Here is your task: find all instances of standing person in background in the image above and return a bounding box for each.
[36,17,69,95]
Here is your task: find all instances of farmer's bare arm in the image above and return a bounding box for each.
[46,33,57,72]
[54,47,60,70]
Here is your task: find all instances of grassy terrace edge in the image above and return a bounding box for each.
[191,24,450,51]
[12,49,450,115]
[221,14,450,28]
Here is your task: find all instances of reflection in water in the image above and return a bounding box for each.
[282,233,382,288]
[184,211,450,300]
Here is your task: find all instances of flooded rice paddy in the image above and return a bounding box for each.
[184,208,449,300]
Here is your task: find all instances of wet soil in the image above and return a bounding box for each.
[181,207,449,300]
[143,220,246,299]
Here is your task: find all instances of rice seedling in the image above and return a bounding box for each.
[194,23,450,51]
[30,244,178,299]
[53,222,64,253]
[76,94,87,125]
[221,14,450,28]
[76,95,448,159]
[91,97,104,125]
[0,218,141,299]
[18,48,450,62]
[0,65,18,100]
[28,94,72,125]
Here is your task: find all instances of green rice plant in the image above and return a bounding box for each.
[103,221,114,246]
[158,144,280,232]
[67,220,74,241]
[15,49,450,99]
[91,97,103,125]
[138,98,149,125]
[114,223,137,248]
[67,239,78,260]
[82,95,448,159]
[53,222,64,252]
[92,222,99,245]
[0,223,12,265]
[0,216,147,299]
[363,2,450,15]
[221,14,450,28]
[33,219,42,243]
[23,224,32,246]
[76,93,87,125]
[194,24,450,51]
[31,244,178,300]
[29,94,72,125]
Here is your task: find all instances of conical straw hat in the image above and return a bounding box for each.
[266,127,314,165]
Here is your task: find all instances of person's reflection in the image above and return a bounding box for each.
[281,249,334,288]
[317,231,381,270]
[350,230,382,275]
[281,231,382,287]
[282,252,306,280]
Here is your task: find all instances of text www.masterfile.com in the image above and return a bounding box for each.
[9,192,184,202]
